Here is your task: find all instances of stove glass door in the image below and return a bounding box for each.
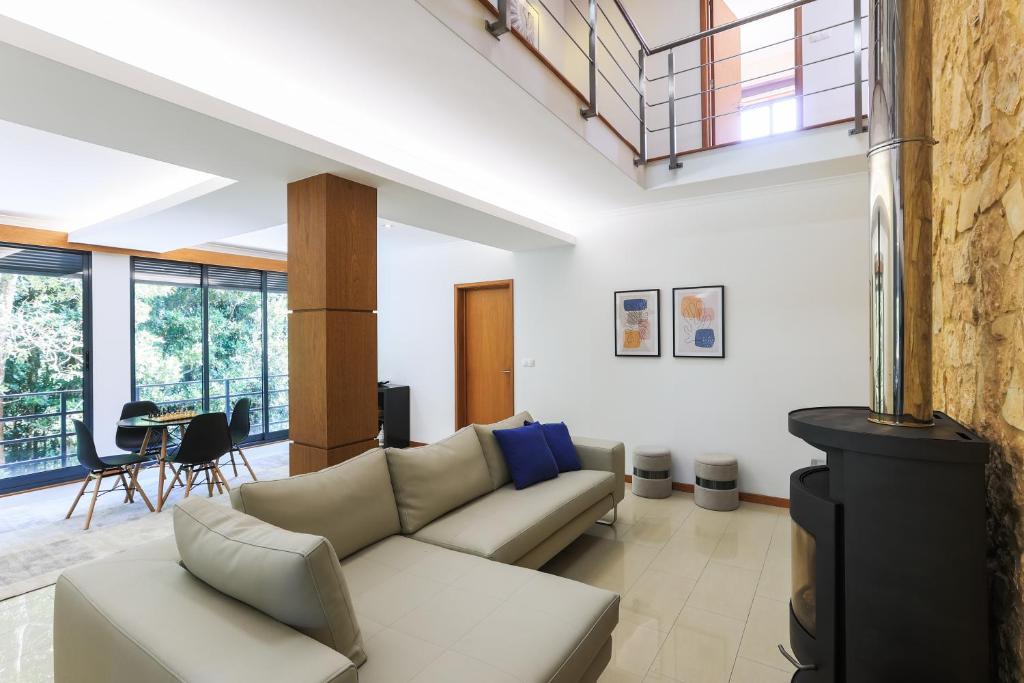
[792,520,817,637]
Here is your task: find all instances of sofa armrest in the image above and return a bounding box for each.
[573,436,625,504]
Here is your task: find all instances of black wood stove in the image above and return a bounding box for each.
[784,407,989,682]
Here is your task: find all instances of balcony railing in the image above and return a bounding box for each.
[482,0,868,167]
[0,389,84,478]
[135,374,290,434]
[0,374,289,479]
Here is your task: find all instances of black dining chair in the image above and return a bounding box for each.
[222,397,258,481]
[66,420,155,530]
[160,412,233,508]
[115,400,160,455]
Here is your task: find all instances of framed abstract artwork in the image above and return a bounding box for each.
[509,0,540,49]
[673,286,725,358]
[614,289,660,357]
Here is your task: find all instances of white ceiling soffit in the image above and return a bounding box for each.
[213,220,460,256]
[0,0,641,223]
[0,29,574,252]
[0,118,233,233]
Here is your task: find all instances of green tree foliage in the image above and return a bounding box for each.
[0,273,84,468]
[135,283,289,432]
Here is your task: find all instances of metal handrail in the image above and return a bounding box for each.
[483,0,868,166]
[647,46,868,110]
[652,78,868,132]
[646,14,868,83]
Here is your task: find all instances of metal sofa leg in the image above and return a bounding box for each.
[596,505,618,526]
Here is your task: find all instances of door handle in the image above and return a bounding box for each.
[500,369,512,374]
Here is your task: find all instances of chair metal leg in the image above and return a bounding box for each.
[65,475,91,520]
[237,447,257,482]
[83,474,103,530]
[596,505,618,526]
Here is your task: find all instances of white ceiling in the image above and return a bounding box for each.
[0,118,231,232]
[0,0,865,254]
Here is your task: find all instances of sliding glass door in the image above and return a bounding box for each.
[131,258,287,444]
[0,244,91,494]
[207,267,264,437]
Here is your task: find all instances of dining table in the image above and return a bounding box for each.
[116,413,201,512]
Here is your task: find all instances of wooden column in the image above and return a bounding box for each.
[287,174,378,475]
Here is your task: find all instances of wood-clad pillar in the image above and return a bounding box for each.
[287,174,378,475]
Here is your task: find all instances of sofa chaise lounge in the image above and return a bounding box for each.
[54,412,625,682]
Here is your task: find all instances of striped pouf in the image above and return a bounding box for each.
[694,454,739,511]
[632,446,671,499]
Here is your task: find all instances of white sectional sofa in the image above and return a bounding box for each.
[53,412,625,682]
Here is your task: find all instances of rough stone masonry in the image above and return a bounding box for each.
[931,1,1024,679]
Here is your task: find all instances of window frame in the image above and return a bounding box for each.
[700,1,805,150]
[129,257,288,446]
[0,242,93,495]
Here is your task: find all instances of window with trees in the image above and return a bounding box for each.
[0,245,90,492]
[132,258,287,443]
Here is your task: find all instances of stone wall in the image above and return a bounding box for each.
[931,1,1024,679]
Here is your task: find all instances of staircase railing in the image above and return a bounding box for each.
[482,0,868,168]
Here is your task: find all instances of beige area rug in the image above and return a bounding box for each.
[0,442,290,601]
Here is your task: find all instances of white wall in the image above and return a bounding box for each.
[89,252,132,454]
[377,173,868,498]
[378,231,515,443]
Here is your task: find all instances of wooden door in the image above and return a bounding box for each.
[455,280,513,429]
[711,0,742,145]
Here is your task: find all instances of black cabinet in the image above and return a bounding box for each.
[378,384,409,448]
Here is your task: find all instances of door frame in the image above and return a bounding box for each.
[454,279,514,430]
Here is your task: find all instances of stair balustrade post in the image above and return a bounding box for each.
[668,49,682,169]
[636,49,647,165]
[850,0,865,134]
[487,0,510,38]
[581,0,599,119]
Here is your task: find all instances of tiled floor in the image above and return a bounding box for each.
[545,492,796,683]
[0,488,794,682]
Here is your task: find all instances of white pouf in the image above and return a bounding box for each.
[694,454,739,511]
[632,445,671,499]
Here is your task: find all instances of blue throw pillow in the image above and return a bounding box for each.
[532,422,581,472]
[493,422,559,490]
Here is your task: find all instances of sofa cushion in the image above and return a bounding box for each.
[54,536,358,683]
[174,497,366,666]
[229,447,400,560]
[340,535,618,683]
[473,410,533,489]
[493,422,559,489]
[411,470,616,564]
[386,427,493,534]
[530,421,582,472]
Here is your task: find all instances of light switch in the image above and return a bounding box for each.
[522,358,536,367]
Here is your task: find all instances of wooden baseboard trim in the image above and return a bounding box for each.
[624,474,790,509]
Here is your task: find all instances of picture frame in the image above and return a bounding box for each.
[614,289,660,357]
[509,0,540,49]
[672,285,725,358]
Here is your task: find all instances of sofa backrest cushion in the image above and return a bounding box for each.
[174,497,367,666]
[386,426,492,533]
[473,410,534,489]
[229,447,400,560]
